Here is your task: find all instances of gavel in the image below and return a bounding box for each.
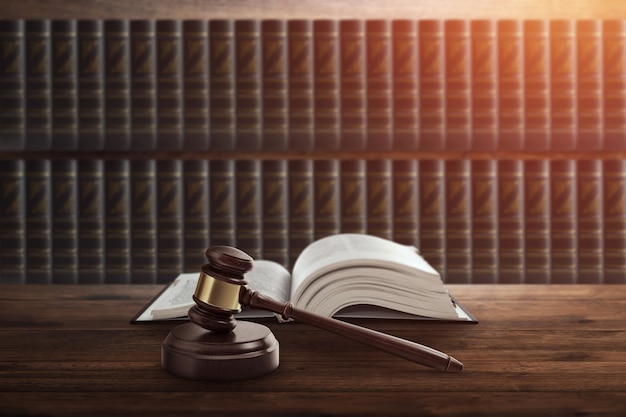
[161,245,463,380]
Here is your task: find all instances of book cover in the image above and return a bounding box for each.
[77,20,105,150]
[51,19,78,150]
[261,20,288,151]
[365,19,392,150]
[577,160,603,283]
[339,19,366,150]
[470,20,497,151]
[313,20,340,150]
[130,20,157,150]
[25,20,52,151]
[366,159,392,240]
[602,20,626,150]
[391,20,419,150]
[0,160,25,283]
[156,20,184,150]
[156,160,184,283]
[603,160,626,283]
[0,20,26,150]
[51,159,78,283]
[287,20,314,150]
[182,160,210,272]
[235,160,262,259]
[209,20,235,150]
[235,20,262,151]
[497,160,525,283]
[287,159,314,269]
[576,20,603,150]
[471,160,498,283]
[182,20,210,150]
[524,160,551,283]
[444,159,472,283]
[550,160,577,283]
[261,159,289,266]
[392,159,419,247]
[418,20,445,150]
[339,159,366,233]
[77,159,105,284]
[130,159,157,283]
[497,20,524,150]
[524,20,550,151]
[104,159,131,283]
[419,160,445,276]
[550,20,577,151]
[104,19,131,150]
[209,159,235,245]
[25,159,52,283]
[444,20,471,151]
[313,159,340,239]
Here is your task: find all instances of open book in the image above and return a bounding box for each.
[132,234,476,323]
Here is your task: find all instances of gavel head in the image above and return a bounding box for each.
[188,246,253,333]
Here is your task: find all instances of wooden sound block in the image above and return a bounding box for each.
[161,321,279,381]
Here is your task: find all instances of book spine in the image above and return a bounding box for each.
[313,159,340,239]
[235,160,262,259]
[313,20,340,150]
[156,20,184,150]
[51,19,78,150]
[261,160,289,265]
[261,20,288,151]
[25,20,52,150]
[523,20,550,150]
[130,159,157,283]
[339,159,366,233]
[550,160,578,283]
[498,160,525,283]
[391,20,419,150]
[209,159,235,245]
[419,160,445,276]
[471,160,498,283]
[418,20,445,150]
[287,20,314,150]
[603,160,626,283]
[365,19,392,150]
[444,20,471,151]
[0,20,26,150]
[77,20,105,150]
[182,20,210,150]
[497,20,524,150]
[77,159,105,284]
[235,20,262,151]
[287,159,314,269]
[577,160,603,283]
[0,160,26,283]
[444,159,472,283]
[182,160,210,271]
[391,159,419,247]
[104,159,131,283]
[209,20,235,150]
[25,159,52,283]
[104,19,131,150]
[156,159,183,283]
[576,20,603,150]
[471,20,498,150]
[339,19,366,150]
[602,20,626,150]
[549,20,577,150]
[366,159,392,240]
[51,159,78,283]
[524,160,551,283]
[130,20,157,150]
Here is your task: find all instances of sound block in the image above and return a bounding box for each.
[161,321,279,380]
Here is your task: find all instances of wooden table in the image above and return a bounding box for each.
[1,284,625,416]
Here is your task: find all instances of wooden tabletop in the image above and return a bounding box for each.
[1,284,625,416]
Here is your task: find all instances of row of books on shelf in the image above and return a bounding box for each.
[2,19,626,152]
[1,158,625,285]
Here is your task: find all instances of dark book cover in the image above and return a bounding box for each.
[366,159,392,240]
[313,159,340,239]
[104,159,131,283]
[287,20,314,150]
[0,20,25,150]
[130,159,157,283]
[235,160,262,259]
[182,160,210,271]
[524,160,551,283]
[261,159,289,266]
[339,20,367,150]
[156,159,184,283]
[25,159,52,283]
[156,20,184,150]
[130,20,157,150]
[51,159,78,283]
[313,20,340,150]
[209,159,235,245]
[523,20,550,151]
[576,160,603,283]
[51,19,78,150]
[471,160,498,283]
[497,20,524,150]
[182,20,210,150]
[77,159,105,284]
[261,20,288,151]
[0,160,26,283]
[209,20,235,150]
[576,20,603,150]
[25,20,52,150]
[550,160,578,283]
[235,20,262,151]
[339,159,366,233]
[287,159,314,269]
[444,159,472,283]
[104,20,131,150]
[602,20,626,150]
[418,20,445,150]
[470,20,497,151]
[444,20,471,151]
[418,160,445,278]
[77,20,105,150]
[602,160,626,283]
[391,159,419,247]
[497,160,525,283]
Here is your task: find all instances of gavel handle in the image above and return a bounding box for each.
[239,287,463,372]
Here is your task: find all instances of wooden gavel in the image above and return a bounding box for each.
[162,245,463,381]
